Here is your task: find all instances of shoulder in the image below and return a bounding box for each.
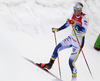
[82,13,89,19]
[82,13,89,23]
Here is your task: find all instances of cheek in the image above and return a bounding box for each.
[74,11,77,14]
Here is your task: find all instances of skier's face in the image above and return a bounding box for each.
[74,7,82,16]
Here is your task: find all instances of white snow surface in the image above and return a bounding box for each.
[0,0,100,81]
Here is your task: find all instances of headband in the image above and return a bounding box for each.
[74,2,83,10]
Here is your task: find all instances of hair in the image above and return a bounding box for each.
[78,2,83,7]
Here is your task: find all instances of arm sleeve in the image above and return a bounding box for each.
[81,15,89,33]
[58,22,70,31]
[74,23,86,33]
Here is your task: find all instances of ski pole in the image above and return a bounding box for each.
[53,31,62,79]
[72,27,94,79]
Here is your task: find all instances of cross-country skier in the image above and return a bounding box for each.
[37,2,89,77]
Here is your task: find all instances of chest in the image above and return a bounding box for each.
[71,14,83,26]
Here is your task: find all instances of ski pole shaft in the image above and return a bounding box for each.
[54,31,62,79]
[54,31,57,46]
[73,28,93,78]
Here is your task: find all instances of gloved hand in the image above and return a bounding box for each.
[52,28,59,32]
[67,19,76,25]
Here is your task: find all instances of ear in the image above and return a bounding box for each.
[79,9,82,13]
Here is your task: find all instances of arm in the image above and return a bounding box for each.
[58,22,70,31]
[52,22,70,32]
[74,23,86,33]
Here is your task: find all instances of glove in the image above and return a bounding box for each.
[52,28,59,32]
[67,19,76,25]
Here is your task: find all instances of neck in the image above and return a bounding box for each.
[77,12,83,17]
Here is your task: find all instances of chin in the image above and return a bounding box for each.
[74,13,77,15]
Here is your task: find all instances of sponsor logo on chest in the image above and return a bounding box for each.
[72,15,82,26]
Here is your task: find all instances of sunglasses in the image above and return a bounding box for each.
[74,8,79,11]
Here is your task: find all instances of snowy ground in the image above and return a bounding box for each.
[0,0,100,81]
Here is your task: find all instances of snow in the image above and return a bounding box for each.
[0,0,100,81]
